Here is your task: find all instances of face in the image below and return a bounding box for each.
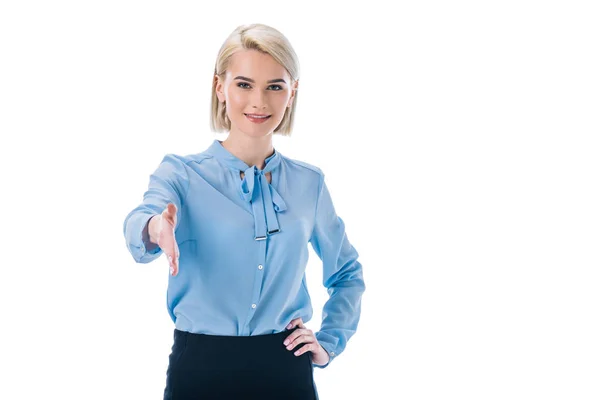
[215,49,298,139]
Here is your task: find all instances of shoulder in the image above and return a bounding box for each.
[280,154,324,179]
[153,153,211,184]
[163,151,213,168]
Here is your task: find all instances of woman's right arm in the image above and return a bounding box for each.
[123,154,190,265]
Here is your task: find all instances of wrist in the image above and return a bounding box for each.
[148,214,161,244]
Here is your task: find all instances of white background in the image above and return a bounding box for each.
[1,1,599,399]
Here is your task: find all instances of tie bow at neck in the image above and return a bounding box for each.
[207,140,287,240]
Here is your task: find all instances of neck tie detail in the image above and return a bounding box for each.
[240,164,287,240]
[205,140,287,241]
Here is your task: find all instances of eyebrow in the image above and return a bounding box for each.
[234,76,287,84]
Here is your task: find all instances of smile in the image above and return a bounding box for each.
[245,114,271,123]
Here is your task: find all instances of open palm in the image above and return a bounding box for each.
[158,203,180,276]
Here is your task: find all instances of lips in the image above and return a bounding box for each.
[245,113,271,124]
[244,114,271,118]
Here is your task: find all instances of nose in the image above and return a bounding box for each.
[251,90,267,110]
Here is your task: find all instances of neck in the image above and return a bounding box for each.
[221,133,275,170]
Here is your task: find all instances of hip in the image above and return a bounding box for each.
[164,327,319,399]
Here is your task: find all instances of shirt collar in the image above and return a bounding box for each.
[206,139,281,173]
[206,139,287,240]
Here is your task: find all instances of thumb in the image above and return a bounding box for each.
[163,203,177,225]
[165,203,177,216]
[286,317,304,329]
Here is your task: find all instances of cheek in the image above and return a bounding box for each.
[277,94,292,109]
[227,89,245,109]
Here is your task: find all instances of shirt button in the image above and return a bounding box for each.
[258,264,263,270]
[330,351,335,356]
[251,304,257,308]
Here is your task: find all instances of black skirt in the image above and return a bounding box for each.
[163,327,320,400]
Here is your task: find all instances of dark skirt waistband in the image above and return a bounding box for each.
[174,326,295,344]
[164,326,319,399]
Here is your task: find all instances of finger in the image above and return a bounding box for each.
[169,263,178,276]
[165,202,177,214]
[173,238,180,275]
[286,317,304,330]
[163,202,177,219]
[168,253,179,276]
[162,209,176,227]
[294,343,315,356]
[284,331,313,349]
[166,203,178,222]
[283,328,303,346]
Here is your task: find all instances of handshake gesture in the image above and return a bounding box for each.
[149,203,180,276]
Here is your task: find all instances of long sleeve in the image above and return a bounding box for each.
[123,153,190,264]
[310,172,366,369]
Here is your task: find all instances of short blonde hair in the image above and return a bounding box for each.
[210,23,300,136]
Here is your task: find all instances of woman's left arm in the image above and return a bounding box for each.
[308,171,367,368]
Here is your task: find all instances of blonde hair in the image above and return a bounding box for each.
[210,23,300,136]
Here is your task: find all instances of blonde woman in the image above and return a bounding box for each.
[123,23,366,399]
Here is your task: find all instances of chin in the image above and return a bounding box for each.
[241,121,276,136]
[243,130,274,139]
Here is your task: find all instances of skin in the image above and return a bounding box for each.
[159,49,329,366]
[153,49,294,275]
[285,317,331,367]
[214,48,297,174]
[217,50,329,366]
[148,204,179,275]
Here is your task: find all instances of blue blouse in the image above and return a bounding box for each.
[123,139,366,368]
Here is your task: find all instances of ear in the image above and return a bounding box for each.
[215,74,225,103]
[288,79,299,108]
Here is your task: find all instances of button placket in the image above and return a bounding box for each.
[242,238,268,335]
[237,156,284,335]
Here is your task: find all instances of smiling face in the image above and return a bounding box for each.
[215,49,298,139]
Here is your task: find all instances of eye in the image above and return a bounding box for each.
[237,82,283,91]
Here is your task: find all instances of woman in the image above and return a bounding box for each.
[123,23,366,399]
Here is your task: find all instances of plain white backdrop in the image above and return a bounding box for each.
[1,1,599,399]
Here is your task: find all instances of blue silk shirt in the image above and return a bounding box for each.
[123,139,366,368]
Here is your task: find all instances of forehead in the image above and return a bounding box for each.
[227,49,288,80]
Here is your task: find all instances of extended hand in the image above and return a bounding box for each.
[157,203,180,276]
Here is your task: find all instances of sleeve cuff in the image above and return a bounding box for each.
[312,340,336,369]
[126,212,164,263]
